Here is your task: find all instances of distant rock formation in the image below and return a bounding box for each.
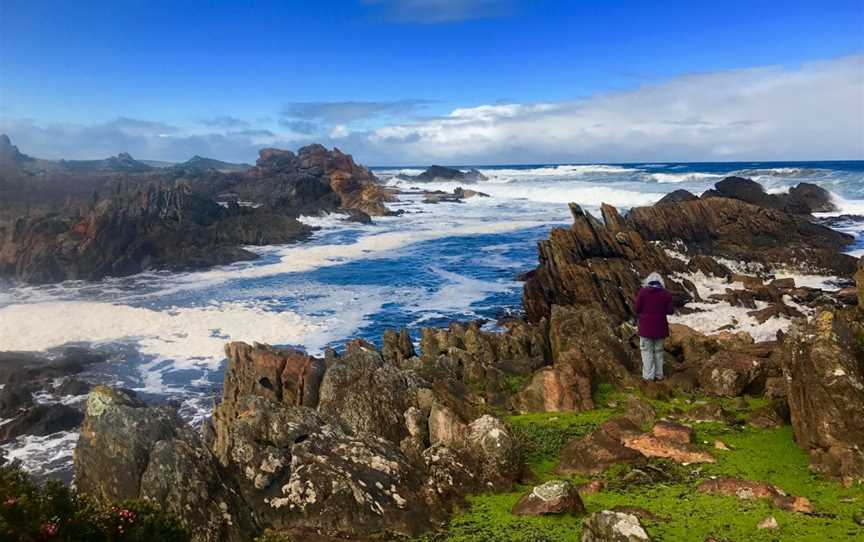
[399,165,487,183]
[0,134,34,165]
[174,155,252,174]
[707,176,836,214]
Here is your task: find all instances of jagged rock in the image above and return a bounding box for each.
[656,189,698,206]
[511,480,585,516]
[712,177,835,215]
[549,304,637,387]
[53,377,92,396]
[382,328,416,364]
[423,187,489,203]
[140,435,254,542]
[75,386,180,502]
[428,401,468,446]
[697,350,775,396]
[523,203,685,324]
[318,340,425,444]
[0,387,33,418]
[0,348,105,386]
[780,309,864,483]
[687,255,732,278]
[624,196,855,276]
[464,415,520,490]
[580,510,651,541]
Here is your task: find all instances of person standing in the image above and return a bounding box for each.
[634,272,674,382]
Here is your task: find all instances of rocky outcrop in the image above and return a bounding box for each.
[523,203,687,324]
[712,176,836,214]
[423,187,489,204]
[399,165,487,183]
[0,183,313,283]
[655,189,698,206]
[625,197,855,275]
[780,309,864,484]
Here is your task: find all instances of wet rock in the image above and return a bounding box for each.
[780,309,864,483]
[656,189,698,206]
[399,165,487,183]
[511,480,585,516]
[0,386,33,418]
[53,377,92,396]
[0,348,105,386]
[0,403,83,441]
[580,510,651,541]
[422,187,489,204]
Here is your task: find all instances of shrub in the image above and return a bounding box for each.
[0,463,188,542]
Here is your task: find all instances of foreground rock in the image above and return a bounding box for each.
[512,480,585,516]
[780,308,864,484]
[581,510,651,542]
[697,477,815,514]
[76,333,527,541]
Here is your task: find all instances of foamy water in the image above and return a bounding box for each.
[1,159,863,479]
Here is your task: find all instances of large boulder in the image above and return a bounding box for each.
[74,386,180,502]
[696,350,775,396]
[781,309,864,484]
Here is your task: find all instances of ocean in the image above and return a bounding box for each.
[1,160,863,478]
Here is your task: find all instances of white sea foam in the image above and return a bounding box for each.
[1,430,79,477]
[649,172,724,183]
[406,268,516,322]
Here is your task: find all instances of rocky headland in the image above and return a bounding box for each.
[0,137,395,284]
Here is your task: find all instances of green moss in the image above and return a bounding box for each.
[505,375,531,395]
[418,394,864,542]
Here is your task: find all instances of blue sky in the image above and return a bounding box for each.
[1,0,862,164]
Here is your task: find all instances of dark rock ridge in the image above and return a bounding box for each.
[710,176,836,214]
[0,138,394,284]
[399,165,488,183]
[422,187,490,204]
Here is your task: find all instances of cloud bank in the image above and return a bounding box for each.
[1,55,861,165]
[362,0,515,23]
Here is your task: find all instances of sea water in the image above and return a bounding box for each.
[1,160,863,478]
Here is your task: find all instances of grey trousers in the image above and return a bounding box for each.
[640,337,664,380]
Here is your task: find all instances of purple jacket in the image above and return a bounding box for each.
[634,287,674,339]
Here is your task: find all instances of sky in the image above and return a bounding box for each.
[0,0,863,165]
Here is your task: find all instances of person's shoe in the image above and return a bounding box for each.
[654,376,665,382]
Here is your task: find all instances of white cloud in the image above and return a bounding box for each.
[363,0,514,23]
[365,54,864,164]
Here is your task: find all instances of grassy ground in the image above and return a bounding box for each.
[415,387,864,542]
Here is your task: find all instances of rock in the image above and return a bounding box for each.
[428,401,468,447]
[75,386,181,502]
[511,480,585,516]
[0,403,83,441]
[382,328,416,365]
[787,182,836,213]
[687,255,732,278]
[317,340,425,444]
[747,401,789,429]
[780,309,864,483]
[624,397,656,429]
[512,363,593,413]
[697,477,814,514]
[422,187,489,204]
[580,510,651,542]
[0,348,105,386]
[523,203,685,324]
[53,377,92,396]
[656,189,698,206]
[697,350,774,396]
[757,516,778,530]
[853,512,864,526]
[464,415,520,490]
[577,480,606,495]
[556,421,645,475]
[610,505,665,522]
[714,440,730,450]
[0,386,33,418]
[683,403,735,424]
[400,165,487,183]
[624,196,856,276]
[621,433,714,464]
[650,421,693,444]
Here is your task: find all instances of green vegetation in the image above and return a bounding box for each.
[415,392,864,542]
[0,464,188,542]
